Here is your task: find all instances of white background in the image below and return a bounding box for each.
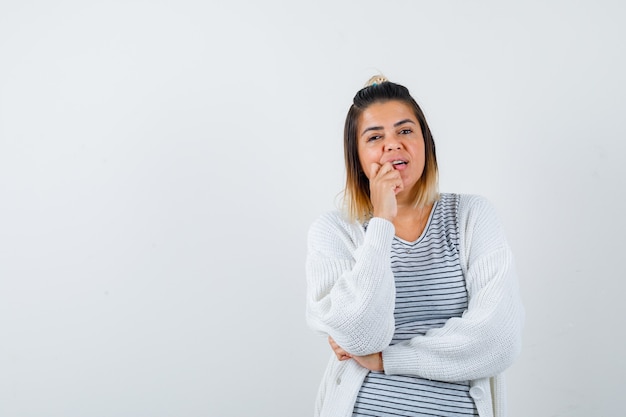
[1,1,624,416]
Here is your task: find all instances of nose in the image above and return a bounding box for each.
[384,137,401,151]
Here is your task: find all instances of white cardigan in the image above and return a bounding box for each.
[305,194,524,417]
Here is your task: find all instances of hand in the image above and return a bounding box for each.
[328,337,384,372]
[328,336,352,361]
[352,351,384,372]
[368,162,403,221]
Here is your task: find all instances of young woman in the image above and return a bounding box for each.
[305,76,524,417]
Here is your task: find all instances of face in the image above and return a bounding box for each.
[356,100,426,197]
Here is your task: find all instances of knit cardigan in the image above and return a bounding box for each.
[305,194,524,417]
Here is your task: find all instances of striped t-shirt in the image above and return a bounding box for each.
[352,193,478,417]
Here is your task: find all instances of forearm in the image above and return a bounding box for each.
[382,249,524,381]
[306,215,397,355]
[382,307,523,382]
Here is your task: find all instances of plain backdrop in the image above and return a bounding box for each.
[1,1,625,416]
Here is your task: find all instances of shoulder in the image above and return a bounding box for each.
[453,193,510,257]
[456,193,494,212]
[308,210,357,236]
[455,194,501,226]
[434,193,496,221]
[307,210,365,256]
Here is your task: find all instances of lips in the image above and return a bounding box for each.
[381,155,409,170]
[389,159,408,170]
[384,157,409,170]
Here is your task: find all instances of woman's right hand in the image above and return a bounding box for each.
[368,162,403,221]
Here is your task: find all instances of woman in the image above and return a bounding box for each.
[305,76,524,417]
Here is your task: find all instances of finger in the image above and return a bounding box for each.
[370,166,401,191]
[379,166,402,189]
[328,337,341,353]
[328,337,352,359]
[329,337,344,352]
[393,180,403,192]
[330,343,345,356]
[328,336,337,349]
[368,163,382,179]
[374,163,402,181]
[380,173,403,192]
[337,350,351,360]
[375,161,396,177]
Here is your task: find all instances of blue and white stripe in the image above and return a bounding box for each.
[353,193,477,417]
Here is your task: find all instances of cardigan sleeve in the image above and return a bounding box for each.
[305,211,397,356]
[381,195,524,382]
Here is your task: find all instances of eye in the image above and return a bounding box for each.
[399,128,412,135]
[367,135,382,142]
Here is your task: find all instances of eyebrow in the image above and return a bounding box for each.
[360,119,417,137]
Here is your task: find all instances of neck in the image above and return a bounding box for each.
[392,199,434,242]
[395,202,430,221]
[395,188,425,219]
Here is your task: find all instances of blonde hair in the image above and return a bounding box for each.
[365,75,389,87]
[343,76,439,222]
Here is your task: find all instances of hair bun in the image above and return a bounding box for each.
[365,75,389,87]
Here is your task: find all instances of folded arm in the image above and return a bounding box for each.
[381,196,525,381]
[305,212,397,356]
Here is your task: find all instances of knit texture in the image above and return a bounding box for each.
[305,194,524,417]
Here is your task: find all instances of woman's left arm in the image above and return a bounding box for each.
[381,195,525,382]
